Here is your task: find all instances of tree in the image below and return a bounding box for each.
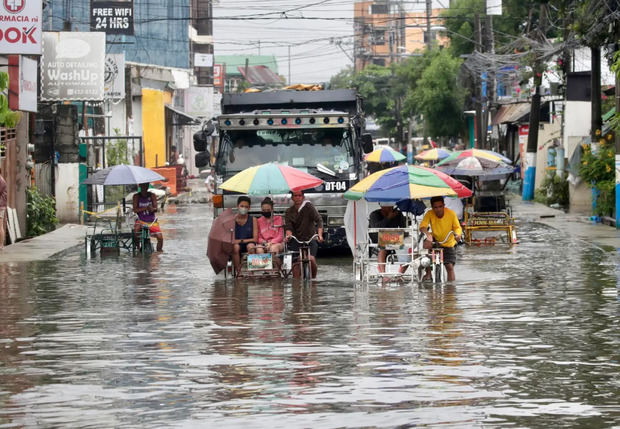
[328,66,354,89]
[412,50,467,138]
[350,65,398,135]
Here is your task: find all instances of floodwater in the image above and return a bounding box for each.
[1,204,618,428]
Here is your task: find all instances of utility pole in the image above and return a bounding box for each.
[484,14,496,150]
[474,13,483,149]
[288,45,291,84]
[591,46,602,143]
[425,0,432,50]
[523,4,547,201]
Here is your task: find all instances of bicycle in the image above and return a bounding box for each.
[287,234,319,284]
[135,218,157,256]
[417,230,459,283]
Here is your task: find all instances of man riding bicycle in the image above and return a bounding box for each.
[133,183,163,252]
[419,196,462,281]
[284,190,323,278]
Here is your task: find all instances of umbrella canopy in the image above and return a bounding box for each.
[437,148,512,166]
[436,150,515,178]
[82,165,165,185]
[414,148,451,162]
[220,163,323,195]
[344,164,472,202]
[207,208,236,274]
[364,146,406,163]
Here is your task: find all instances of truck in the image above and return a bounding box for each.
[195,88,372,249]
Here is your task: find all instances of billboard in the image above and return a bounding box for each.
[213,64,225,92]
[184,86,214,119]
[0,0,42,54]
[40,32,106,101]
[91,0,134,35]
[104,53,125,99]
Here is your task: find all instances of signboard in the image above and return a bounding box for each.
[184,86,214,118]
[247,253,273,271]
[486,0,502,15]
[8,55,37,111]
[91,0,134,35]
[0,0,42,54]
[41,32,105,101]
[213,64,224,91]
[518,125,529,179]
[194,53,213,67]
[378,230,404,249]
[104,53,125,99]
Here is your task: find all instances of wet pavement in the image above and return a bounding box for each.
[1,203,619,428]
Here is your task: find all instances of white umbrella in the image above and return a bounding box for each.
[82,165,165,185]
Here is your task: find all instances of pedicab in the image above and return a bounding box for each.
[343,164,472,284]
[436,149,517,245]
[207,163,323,282]
[81,165,165,257]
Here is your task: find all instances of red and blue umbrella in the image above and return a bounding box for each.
[344,164,472,202]
[220,163,323,195]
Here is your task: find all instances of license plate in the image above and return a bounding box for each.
[324,181,347,192]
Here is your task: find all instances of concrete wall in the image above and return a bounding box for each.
[534,121,562,189]
[55,163,81,223]
[563,101,592,214]
[142,89,166,168]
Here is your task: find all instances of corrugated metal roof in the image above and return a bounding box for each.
[492,103,531,125]
[237,65,282,85]
[215,55,279,76]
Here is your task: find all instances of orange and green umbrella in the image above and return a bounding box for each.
[344,164,472,202]
[364,146,406,163]
[220,163,323,195]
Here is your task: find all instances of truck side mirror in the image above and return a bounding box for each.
[361,133,373,153]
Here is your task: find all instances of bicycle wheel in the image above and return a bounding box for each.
[142,229,153,255]
[302,259,311,283]
[434,264,443,283]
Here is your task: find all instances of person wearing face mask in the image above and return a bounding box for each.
[256,197,284,254]
[233,196,258,276]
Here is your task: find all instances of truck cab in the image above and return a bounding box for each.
[208,89,371,249]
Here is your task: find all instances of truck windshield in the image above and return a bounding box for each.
[216,128,355,177]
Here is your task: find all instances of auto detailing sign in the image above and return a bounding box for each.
[91,0,134,35]
[0,0,42,54]
[41,32,105,101]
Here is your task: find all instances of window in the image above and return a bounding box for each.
[372,58,386,66]
[371,30,385,45]
[371,3,388,14]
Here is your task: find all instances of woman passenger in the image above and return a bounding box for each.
[233,196,258,276]
[256,197,284,254]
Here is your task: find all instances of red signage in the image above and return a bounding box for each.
[213,64,225,92]
[0,0,41,54]
[4,0,25,14]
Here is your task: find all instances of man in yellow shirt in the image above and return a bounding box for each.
[419,196,463,281]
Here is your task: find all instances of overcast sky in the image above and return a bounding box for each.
[213,0,357,84]
[213,1,451,84]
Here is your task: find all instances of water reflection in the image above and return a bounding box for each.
[0,206,618,428]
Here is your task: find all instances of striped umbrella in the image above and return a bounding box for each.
[436,149,514,178]
[364,146,406,163]
[344,164,472,202]
[414,148,451,162]
[220,163,323,195]
[436,149,512,166]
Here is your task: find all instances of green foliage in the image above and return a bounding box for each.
[534,172,569,207]
[329,66,353,89]
[350,64,398,134]
[0,71,20,128]
[411,49,467,137]
[26,187,57,237]
[579,139,615,216]
[106,128,129,166]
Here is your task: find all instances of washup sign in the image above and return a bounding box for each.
[247,253,273,270]
[0,0,42,54]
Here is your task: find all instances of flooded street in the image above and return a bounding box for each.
[1,204,618,428]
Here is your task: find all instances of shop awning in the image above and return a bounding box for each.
[492,103,531,125]
[165,105,200,126]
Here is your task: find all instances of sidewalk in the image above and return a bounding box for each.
[508,194,619,250]
[0,224,88,263]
